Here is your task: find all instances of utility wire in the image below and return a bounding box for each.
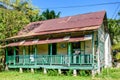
[112,4,120,19]
[114,8,120,19]
[40,2,120,9]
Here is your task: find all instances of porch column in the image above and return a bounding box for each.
[14,47,16,65]
[50,44,52,65]
[5,47,8,65]
[92,32,95,76]
[5,47,9,71]
[68,42,72,66]
[23,46,26,65]
[84,41,85,54]
[34,45,37,65]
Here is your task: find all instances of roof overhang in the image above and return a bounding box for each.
[5,35,92,47]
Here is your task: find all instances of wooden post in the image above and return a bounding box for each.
[14,47,16,65]
[5,47,9,71]
[68,42,72,66]
[43,68,47,74]
[92,32,95,67]
[92,32,95,76]
[58,69,62,74]
[34,45,37,65]
[84,41,85,54]
[5,47,8,65]
[23,46,25,65]
[97,52,100,74]
[31,68,34,73]
[29,46,30,55]
[73,69,77,76]
[92,70,95,77]
[19,68,23,73]
[50,44,52,65]
[5,65,9,71]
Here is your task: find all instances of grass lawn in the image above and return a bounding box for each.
[0,68,120,80]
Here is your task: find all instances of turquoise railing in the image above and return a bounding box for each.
[7,54,93,66]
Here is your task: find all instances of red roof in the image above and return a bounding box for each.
[7,11,106,40]
[6,36,92,47]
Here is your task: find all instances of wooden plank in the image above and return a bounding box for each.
[92,32,95,68]
[14,47,16,65]
[23,46,26,65]
[68,42,72,66]
[5,47,8,64]
[8,64,93,70]
[50,44,52,65]
[34,45,37,65]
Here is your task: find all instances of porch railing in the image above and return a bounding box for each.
[7,54,93,66]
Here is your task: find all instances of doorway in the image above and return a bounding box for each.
[72,42,80,64]
[72,42,80,54]
[52,43,57,55]
[49,43,57,55]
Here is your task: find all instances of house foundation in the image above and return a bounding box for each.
[19,68,23,73]
[73,69,77,76]
[31,68,34,73]
[44,68,47,74]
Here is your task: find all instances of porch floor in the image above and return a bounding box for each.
[8,64,96,70]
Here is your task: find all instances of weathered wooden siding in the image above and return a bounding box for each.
[57,42,68,55]
[80,41,85,54]
[94,32,98,55]
[98,24,105,67]
[37,44,48,54]
[85,40,92,54]
[19,46,23,55]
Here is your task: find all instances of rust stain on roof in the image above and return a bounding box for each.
[7,11,106,40]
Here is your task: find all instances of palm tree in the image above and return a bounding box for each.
[41,9,61,20]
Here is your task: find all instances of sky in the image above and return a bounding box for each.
[32,0,120,19]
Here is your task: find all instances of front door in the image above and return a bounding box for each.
[72,42,80,63]
[52,43,57,55]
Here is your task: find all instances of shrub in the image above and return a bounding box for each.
[47,69,58,76]
[116,52,120,62]
[66,70,73,76]
[78,70,88,76]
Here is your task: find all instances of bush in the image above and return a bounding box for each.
[78,70,89,76]
[47,69,58,76]
[66,70,73,76]
[116,52,120,62]
[0,63,4,72]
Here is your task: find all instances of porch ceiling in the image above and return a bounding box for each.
[6,36,92,47]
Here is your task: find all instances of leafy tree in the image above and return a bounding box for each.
[108,13,120,50]
[0,8,29,40]
[0,0,40,22]
[41,9,61,20]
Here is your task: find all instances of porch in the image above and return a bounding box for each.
[7,54,97,70]
[5,32,98,70]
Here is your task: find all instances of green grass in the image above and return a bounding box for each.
[0,68,120,80]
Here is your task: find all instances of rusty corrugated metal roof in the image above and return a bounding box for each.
[6,36,92,47]
[7,11,106,40]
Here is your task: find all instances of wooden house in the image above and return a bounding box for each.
[4,11,112,75]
